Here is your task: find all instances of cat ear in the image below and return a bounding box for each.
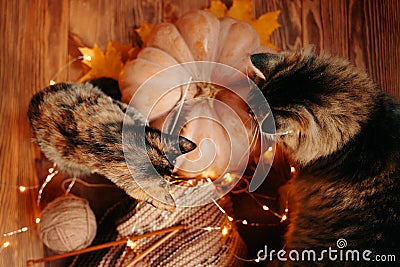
[164,135,196,163]
[250,53,281,80]
[179,136,197,154]
[145,126,196,163]
[87,78,122,101]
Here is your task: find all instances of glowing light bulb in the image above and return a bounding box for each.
[227,216,234,222]
[49,80,56,85]
[263,148,274,164]
[223,173,233,182]
[281,214,287,222]
[242,220,248,225]
[290,166,296,173]
[126,239,136,249]
[18,186,26,192]
[35,218,41,224]
[262,205,269,211]
[221,226,229,236]
[2,241,10,248]
[284,208,289,213]
[84,55,92,61]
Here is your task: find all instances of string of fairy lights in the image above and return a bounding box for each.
[1,161,295,264]
[1,56,92,252]
[49,55,92,86]
[0,55,297,265]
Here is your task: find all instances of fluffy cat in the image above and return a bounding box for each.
[249,51,399,265]
[28,82,196,210]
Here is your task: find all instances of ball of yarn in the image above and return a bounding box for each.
[39,195,97,254]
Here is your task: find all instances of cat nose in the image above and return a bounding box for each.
[261,114,275,133]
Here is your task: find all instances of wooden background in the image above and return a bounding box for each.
[0,0,399,266]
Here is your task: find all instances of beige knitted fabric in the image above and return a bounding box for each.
[99,184,246,267]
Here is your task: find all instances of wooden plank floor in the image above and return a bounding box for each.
[1,0,399,266]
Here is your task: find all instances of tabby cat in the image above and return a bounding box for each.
[249,50,399,265]
[28,81,195,210]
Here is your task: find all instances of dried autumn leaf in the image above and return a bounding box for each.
[227,0,252,22]
[204,0,228,18]
[249,10,281,50]
[205,0,280,49]
[135,22,155,44]
[78,41,135,82]
[109,41,137,63]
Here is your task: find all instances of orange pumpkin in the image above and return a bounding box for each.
[119,10,274,180]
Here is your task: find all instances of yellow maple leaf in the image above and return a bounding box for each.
[227,0,252,22]
[204,0,228,18]
[135,22,155,44]
[78,41,135,82]
[250,10,281,50]
[205,0,280,49]
[108,41,137,63]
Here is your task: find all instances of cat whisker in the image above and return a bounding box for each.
[260,130,294,144]
[237,123,259,166]
[168,76,192,135]
[273,130,294,136]
[245,66,252,87]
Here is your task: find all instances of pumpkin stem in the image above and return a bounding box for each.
[195,82,221,99]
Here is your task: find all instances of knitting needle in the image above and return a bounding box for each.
[26,225,184,266]
[125,228,181,267]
